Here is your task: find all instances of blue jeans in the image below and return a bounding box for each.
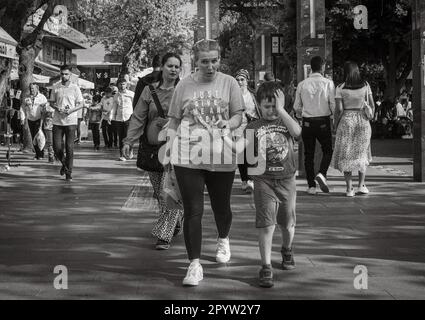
[53,125,77,174]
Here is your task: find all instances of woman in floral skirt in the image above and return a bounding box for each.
[331,61,375,197]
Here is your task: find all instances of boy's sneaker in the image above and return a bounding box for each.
[182,262,203,286]
[315,173,329,193]
[259,265,274,288]
[215,237,231,263]
[118,156,126,161]
[281,247,295,270]
[65,174,73,181]
[60,164,66,176]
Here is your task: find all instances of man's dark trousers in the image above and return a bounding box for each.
[301,116,333,188]
[53,125,77,174]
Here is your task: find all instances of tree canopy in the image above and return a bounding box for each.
[73,0,194,77]
[326,0,412,100]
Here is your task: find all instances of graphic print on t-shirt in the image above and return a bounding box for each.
[184,90,229,130]
[256,123,290,172]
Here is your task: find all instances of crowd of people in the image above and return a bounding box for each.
[2,39,383,289]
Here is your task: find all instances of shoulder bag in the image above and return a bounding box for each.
[137,85,167,172]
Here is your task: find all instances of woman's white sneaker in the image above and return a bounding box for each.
[182,262,203,286]
[216,237,231,263]
[357,185,369,194]
[346,189,355,197]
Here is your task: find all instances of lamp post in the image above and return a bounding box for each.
[412,0,425,181]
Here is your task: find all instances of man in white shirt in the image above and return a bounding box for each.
[109,78,134,161]
[50,65,84,181]
[395,98,406,118]
[20,83,48,159]
[294,56,336,195]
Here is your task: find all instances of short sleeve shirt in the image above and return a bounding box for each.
[335,83,372,110]
[168,72,244,171]
[51,83,83,126]
[246,118,296,179]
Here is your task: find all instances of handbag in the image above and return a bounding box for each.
[362,84,374,120]
[146,85,167,145]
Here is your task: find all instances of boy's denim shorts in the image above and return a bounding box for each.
[253,175,296,229]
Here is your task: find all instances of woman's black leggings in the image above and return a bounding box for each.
[174,166,235,260]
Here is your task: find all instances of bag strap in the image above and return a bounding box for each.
[148,85,166,119]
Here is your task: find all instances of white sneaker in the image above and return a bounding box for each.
[307,187,317,195]
[182,262,203,286]
[129,150,134,160]
[216,237,231,263]
[241,181,248,191]
[119,156,127,161]
[245,180,254,194]
[357,185,369,194]
[315,173,330,193]
[346,189,355,197]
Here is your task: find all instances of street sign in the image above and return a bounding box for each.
[271,33,284,56]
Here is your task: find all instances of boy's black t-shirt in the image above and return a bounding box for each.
[246,118,296,179]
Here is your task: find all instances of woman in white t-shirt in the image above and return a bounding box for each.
[166,39,244,286]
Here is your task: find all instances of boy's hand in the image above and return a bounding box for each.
[274,89,286,114]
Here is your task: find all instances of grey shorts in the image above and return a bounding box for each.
[253,175,297,229]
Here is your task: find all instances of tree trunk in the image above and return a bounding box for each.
[18,46,37,152]
[118,33,144,80]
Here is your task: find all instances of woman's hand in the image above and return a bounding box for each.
[214,119,228,129]
[122,144,131,158]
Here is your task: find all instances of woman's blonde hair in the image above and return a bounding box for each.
[192,39,221,61]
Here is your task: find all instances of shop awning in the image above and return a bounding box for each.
[0,26,18,59]
[10,72,50,84]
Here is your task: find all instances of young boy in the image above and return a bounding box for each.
[226,82,301,288]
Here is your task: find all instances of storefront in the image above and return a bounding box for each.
[0,26,18,139]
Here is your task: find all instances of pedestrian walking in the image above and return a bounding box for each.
[331,61,375,197]
[20,83,48,159]
[100,87,114,149]
[87,95,102,150]
[133,54,161,109]
[123,52,184,250]
[294,55,335,195]
[50,64,84,181]
[109,78,134,161]
[166,39,244,286]
[233,68,261,193]
[242,82,301,288]
[41,102,55,163]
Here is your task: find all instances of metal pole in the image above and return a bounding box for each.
[205,0,211,39]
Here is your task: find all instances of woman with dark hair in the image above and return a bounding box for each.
[331,61,375,197]
[122,52,183,250]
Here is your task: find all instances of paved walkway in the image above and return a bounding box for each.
[0,139,424,299]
